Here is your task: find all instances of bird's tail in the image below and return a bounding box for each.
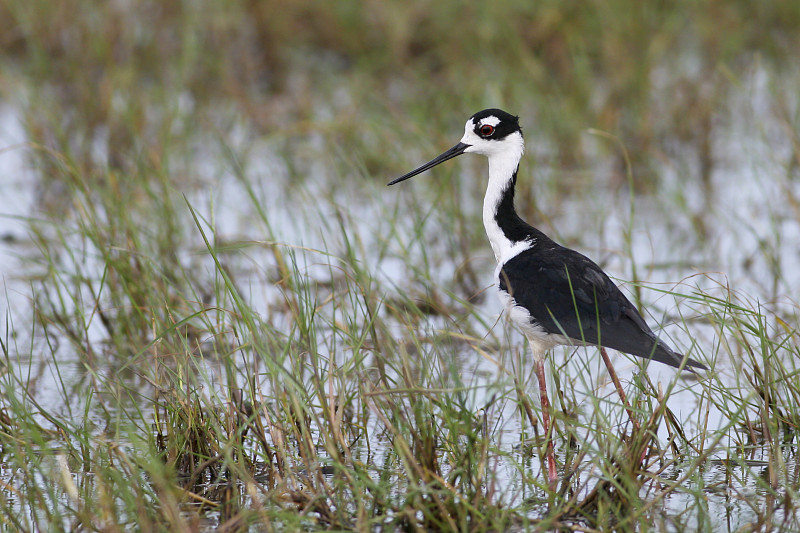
[651,342,707,372]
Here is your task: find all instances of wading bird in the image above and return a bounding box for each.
[388,109,706,485]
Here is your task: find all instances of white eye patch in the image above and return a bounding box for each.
[479,116,500,127]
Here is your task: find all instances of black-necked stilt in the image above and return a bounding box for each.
[389,108,706,485]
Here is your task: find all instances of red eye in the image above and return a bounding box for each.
[479,124,495,136]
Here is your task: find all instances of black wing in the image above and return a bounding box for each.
[499,241,706,370]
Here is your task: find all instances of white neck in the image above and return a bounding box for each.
[480,134,528,265]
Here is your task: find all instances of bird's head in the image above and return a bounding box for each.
[388,108,524,186]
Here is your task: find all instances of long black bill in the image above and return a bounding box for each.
[387,142,470,186]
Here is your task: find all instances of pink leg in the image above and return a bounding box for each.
[599,347,640,432]
[599,347,648,466]
[534,357,558,487]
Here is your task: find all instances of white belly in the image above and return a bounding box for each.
[496,287,571,359]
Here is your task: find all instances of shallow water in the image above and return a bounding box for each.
[1,61,799,530]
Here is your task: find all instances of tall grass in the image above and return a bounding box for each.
[1,0,799,531]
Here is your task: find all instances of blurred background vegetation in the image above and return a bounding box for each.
[3,0,798,189]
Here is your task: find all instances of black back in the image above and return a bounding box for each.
[499,231,706,370]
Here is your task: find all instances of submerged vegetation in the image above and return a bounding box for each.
[1,0,800,531]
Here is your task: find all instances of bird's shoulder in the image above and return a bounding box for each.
[501,239,616,300]
[498,238,647,329]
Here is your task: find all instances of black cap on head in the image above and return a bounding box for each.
[470,108,522,140]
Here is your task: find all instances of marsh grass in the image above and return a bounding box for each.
[2,1,800,531]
